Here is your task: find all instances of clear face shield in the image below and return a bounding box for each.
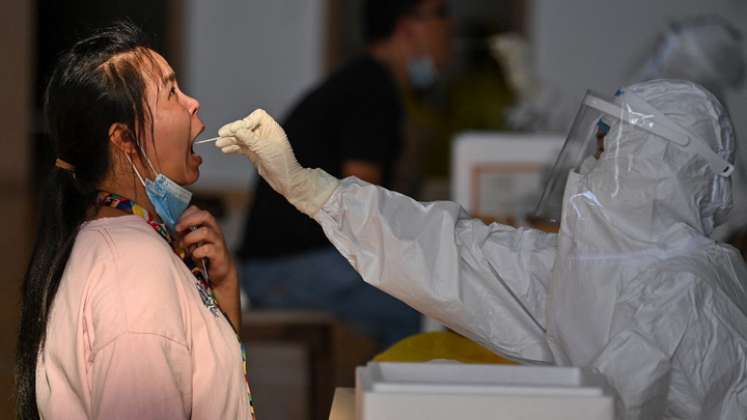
[534,90,734,224]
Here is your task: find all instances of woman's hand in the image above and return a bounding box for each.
[176,206,241,332]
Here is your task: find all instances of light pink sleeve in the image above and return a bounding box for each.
[89,333,192,420]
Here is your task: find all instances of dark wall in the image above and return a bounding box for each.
[33,1,176,192]
[35,1,172,107]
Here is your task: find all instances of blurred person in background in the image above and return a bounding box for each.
[400,18,516,200]
[632,15,744,107]
[237,0,452,348]
[491,15,744,135]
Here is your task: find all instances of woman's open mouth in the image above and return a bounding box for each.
[190,125,206,166]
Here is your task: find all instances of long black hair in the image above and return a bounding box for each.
[16,21,158,419]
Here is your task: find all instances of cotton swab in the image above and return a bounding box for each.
[194,137,220,145]
[194,124,260,145]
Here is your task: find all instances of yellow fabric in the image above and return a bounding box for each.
[403,61,515,178]
[373,331,515,365]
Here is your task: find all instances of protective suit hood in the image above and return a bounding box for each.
[586,80,735,239]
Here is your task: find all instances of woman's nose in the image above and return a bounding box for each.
[184,93,200,115]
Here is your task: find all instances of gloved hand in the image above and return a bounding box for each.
[216,109,339,217]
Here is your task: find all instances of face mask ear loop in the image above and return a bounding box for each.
[133,139,159,179]
[126,153,148,187]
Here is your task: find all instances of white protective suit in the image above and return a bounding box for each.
[218,81,747,419]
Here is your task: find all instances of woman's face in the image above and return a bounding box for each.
[140,50,204,186]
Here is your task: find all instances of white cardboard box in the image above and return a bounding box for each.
[355,362,614,420]
[451,132,563,223]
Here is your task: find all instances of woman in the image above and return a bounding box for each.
[16,22,254,419]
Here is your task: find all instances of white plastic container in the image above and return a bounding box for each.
[355,362,614,420]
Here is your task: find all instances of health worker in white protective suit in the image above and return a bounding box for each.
[216,79,747,419]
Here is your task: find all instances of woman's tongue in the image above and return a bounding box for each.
[189,141,202,166]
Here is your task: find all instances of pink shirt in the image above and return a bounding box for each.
[37,215,254,419]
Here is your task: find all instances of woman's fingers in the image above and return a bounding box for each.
[180,226,218,250]
[179,205,201,220]
[192,243,217,260]
[176,207,219,234]
[173,206,234,282]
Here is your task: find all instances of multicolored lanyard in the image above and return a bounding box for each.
[97,192,222,315]
[97,192,255,417]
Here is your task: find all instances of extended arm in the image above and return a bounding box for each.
[217,110,556,363]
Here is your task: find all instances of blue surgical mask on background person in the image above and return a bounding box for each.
[408,55,438,89]
[127,149,192,232]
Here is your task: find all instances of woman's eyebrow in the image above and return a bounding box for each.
[154,72,177,103]
[162,72,176,85]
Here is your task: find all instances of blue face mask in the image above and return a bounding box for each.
[407,56,438,90]
[129,153,192,232]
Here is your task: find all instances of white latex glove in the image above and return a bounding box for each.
[216,109,339,217]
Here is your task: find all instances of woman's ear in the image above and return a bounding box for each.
[108,123,137,155]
